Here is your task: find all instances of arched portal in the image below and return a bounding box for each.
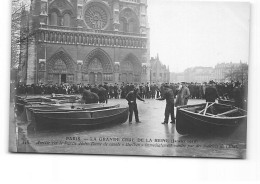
[83,48,113,85]
[47,51,75,84]
[120,54,142,83]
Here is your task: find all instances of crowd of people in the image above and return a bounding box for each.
[15,81,247,102]
[14,80,247,124]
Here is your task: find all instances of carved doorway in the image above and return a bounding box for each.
[97,72,102,84]
[53,74,59,84]
[88,58,103,85]
[128,73,133,83]
[61,74,67,83]
[121,73,127,83]
[48,55,74,84]
[89,72,95,85]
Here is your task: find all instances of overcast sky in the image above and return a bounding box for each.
[147,0,250,73]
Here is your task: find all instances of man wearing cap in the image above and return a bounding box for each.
[126,88,145,123]
[156,83,175,124]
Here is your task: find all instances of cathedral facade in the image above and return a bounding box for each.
[20,0,150,85]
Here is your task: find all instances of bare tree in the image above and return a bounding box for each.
[225,62,248,84]
[11,0,30,69]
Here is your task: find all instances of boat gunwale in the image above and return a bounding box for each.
[28,104,120,112]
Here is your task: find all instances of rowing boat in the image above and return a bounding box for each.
[28,107,128,131]
[25,104,119,122]
[176,102,247,135]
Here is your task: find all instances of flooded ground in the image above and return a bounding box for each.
[11,98,246,158]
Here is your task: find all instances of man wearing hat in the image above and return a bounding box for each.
[205,80,219,102]
[125,88,145,123]
[175,82,190,106]
[156,83,175,124]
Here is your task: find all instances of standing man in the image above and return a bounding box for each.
[175,82,190,106]
[233,81,243,108]
[156,83,175,124]
[205,80,219,103]
[125,88,145,123]
[98,85,108,104]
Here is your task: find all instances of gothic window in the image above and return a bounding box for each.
[84,4,109,30]
[63,13,71,27]
[128,19,136,33]
[119,18,127,32]
[119,8,139,33]
[50,12,58,26]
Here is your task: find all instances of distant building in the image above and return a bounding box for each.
[170,63,245,84]
[183,67,214,83]
[150,54,170,84]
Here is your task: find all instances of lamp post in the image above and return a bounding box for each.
[150,68,152,84]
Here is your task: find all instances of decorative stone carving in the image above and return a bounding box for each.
[47,51,74,74]
[114,62,120,72]
[88,58,103,71]
[39,61,46,71]
[84,4,108,29]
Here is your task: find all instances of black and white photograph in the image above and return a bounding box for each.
[9,0,250,159]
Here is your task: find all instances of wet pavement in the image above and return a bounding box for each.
[12,98,247,158]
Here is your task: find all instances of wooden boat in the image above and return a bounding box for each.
[176,102,247,135]
[28,107,128,131]
[25,104,120,122]
[15,95,80,116]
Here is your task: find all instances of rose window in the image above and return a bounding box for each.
[84,5,108,29]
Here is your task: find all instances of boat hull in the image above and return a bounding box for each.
[28,107,129,131]
[25,104,119,123]
[176,103,247,135]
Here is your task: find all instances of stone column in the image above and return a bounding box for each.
[114,62,120,84]
[77,60,83,84]
[112,0,120,31]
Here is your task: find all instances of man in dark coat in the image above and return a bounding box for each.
[82,88,99,104]
[98,85,108,104]
[233,81,243,108]
[205,81,219,102]
[125,88,145,123]
[156,84,175,124]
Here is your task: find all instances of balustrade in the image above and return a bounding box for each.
[37,29,147,49]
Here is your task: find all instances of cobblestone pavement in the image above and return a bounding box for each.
[12,98,246,158]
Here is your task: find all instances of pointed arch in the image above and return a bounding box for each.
[119,8,140,33]
[83,48,113,73]
[47,49,75,74]
[121,53,142,83]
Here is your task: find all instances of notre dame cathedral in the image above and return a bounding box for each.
[19,0,150,85]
